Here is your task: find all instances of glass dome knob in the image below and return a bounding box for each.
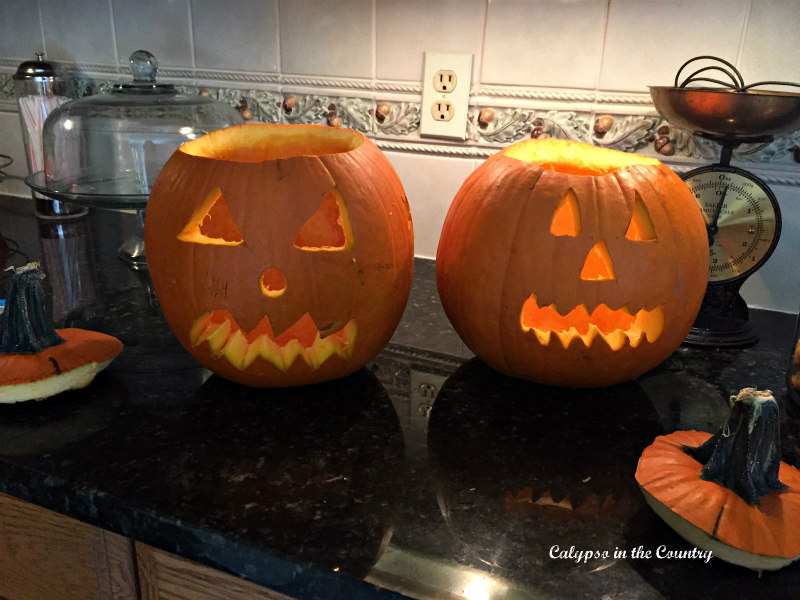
[129,50,157,83]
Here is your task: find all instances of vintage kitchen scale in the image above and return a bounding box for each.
[651,56,800,348]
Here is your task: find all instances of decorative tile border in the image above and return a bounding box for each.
[2,67,800,181]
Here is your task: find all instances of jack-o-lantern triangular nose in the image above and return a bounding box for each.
[581,241,616,281]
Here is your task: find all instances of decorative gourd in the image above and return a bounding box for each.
[0,263,122,403]
[436,138,708,387]
[144,123,414,387]
[636,388,800,571]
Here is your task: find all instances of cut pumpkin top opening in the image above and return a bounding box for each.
[503,138,661,176]
[180,123,364,163]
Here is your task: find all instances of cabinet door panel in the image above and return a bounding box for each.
[0,493,137,600]
[136,542,295,600]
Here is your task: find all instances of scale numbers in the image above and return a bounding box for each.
[683,167,780,284]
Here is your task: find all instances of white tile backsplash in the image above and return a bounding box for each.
[0,0,44,59]
[278,0,373,78]
[385,151,477,260]
[375,0,484,82]
[600,0,748,92]
[482,0,607,89]
[3,0,800,314]
[739,0,800,87]
[192,0,280,73]
[39,0,116,65]
[113,0,193,69]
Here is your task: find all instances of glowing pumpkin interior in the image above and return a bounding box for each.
[173,126,364,374]
[516,149,666,352]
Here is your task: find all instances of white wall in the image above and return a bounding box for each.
[1,0,799,313]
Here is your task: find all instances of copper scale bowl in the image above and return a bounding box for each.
[649,86,800,138]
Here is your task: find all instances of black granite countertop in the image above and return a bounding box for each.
[2,195,800,600]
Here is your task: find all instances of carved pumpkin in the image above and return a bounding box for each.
[636,388,800,571]
[144,124,414,387]
[436,139,708,387]
[0,264,122,403]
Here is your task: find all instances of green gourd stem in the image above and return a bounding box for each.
[684,388,785,506]
[0,263,64,353]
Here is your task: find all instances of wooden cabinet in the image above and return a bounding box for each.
[0,493,294,600]
[0,493,137,600]
[136,543,293,600]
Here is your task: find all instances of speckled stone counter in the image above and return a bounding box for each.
[2,195,800,600]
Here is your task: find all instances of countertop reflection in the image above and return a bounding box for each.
[1,195,800,600]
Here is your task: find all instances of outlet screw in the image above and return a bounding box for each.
[593,115,613,137]
[478,108,494,129]
[375,103,391,123]
[282,95,297,114]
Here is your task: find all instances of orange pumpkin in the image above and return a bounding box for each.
[636,388,800,571]
[144,124,414,387]
[0,264,122,403]
[436,138,708,387]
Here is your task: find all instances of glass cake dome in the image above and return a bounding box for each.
[31,50,244,208]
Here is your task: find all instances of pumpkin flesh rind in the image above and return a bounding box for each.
[636,429,800,565]
[145,124,414,387]
[0,328,123,403]
[436,139,708,387]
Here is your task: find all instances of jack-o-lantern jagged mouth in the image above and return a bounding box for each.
[520,293,663,350]
[504,486,620,521]
[190,310,356,372]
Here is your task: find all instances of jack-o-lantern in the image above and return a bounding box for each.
[144,124,414,387]
[436,138,708,387]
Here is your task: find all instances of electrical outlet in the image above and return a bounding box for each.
[420,52,472,140]
[433,69,457,93]
[431,100,454,121]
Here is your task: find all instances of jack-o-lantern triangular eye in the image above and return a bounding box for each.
[625,193,657,241]
[550,189,581,237]
[294,188,354,251]
[178,187,244,246]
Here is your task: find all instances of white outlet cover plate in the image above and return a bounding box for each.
[420,52,473,141]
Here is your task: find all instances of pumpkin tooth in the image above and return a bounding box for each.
[220,329,250,369]
[579,324,601,347]
[641,306,664,342]
[257,333,288,372]
[626,327,646,348]
[555,328,578,349]
[534,490,573,510]
[240,332,267,369]
[205,319,233,356]
[603,329,627,351]
[190,312,222,346]
[331,320,358,360]
[280,338,308,370]
[533,329,551,345]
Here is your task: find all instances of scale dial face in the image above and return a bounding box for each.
[682,166,781,284]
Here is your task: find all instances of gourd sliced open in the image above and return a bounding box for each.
[0,263,122,403]
[636,388,800,571]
